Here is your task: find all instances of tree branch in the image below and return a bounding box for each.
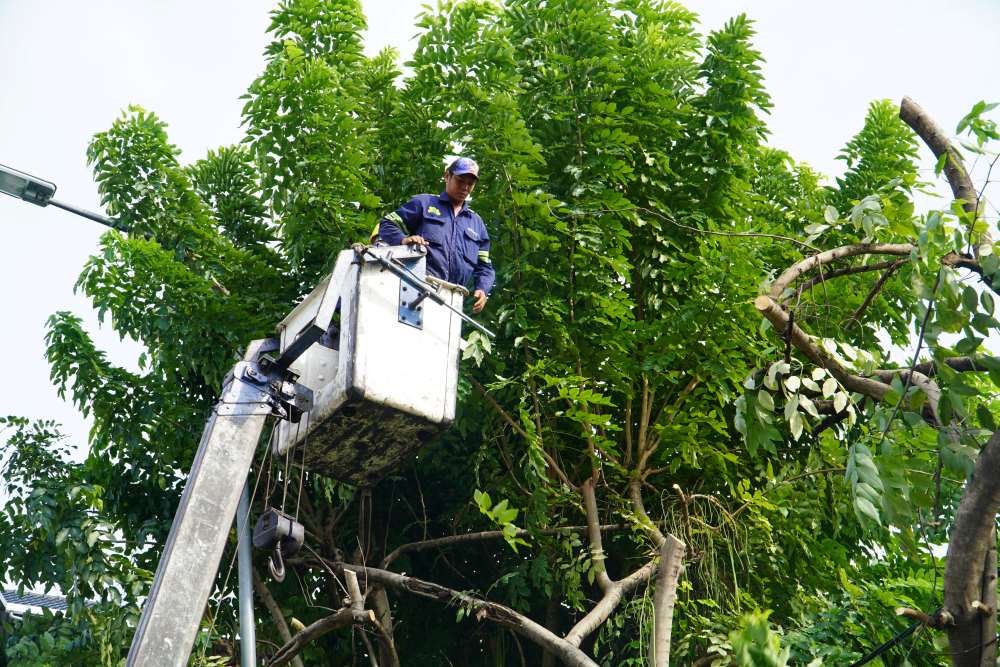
[911,355,1000,376]
[268,608,374,667]
[253,567,305,667]
[582,478,613,592]
[790,259,907,300]
[768,242,982,301]
[943,427,1000,667]
[471,377,575,489]
[381,523,629,570]
[754,294,891,401]
[770,243,914,299]
[900,96,978,216]
[650,535,686,667]
[564,555,660,647]
[629,478,667,544]
[844,260,907,328]
[346,570,385,667]
[322,561,601,667]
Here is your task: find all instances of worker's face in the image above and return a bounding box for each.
[444,171,477,204]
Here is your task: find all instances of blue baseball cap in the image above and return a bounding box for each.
[447,157,480,179]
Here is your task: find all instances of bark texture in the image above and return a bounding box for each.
[898,96,998,667]
[334,561,601,667]
[899,96,978,215]
[942,432,1000,667]
[268,608,374,667]
[650,534,685,667]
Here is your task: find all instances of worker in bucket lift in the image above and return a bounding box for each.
[377,157,495,314]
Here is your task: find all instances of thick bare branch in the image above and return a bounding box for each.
[944,429,1000,667]
[325,561,600,667]
[650,535,686,667]
[754,295,890,401]
[871,369,941,422]
[268,608,373,667]
[582,479,613,592]
[346,570,380,667]
[564,556,660,647]
[770,242,982,301]
[900,96,978,215]
[769,244,914,300]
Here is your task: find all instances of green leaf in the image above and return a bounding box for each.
[854,496,881,525]
[788,411,804,440]
[977,404,997,431]
[982,290,996,315]
[822,377,837,398]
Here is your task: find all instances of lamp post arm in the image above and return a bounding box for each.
[47,198,128,232]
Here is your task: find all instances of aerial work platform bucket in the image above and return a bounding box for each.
[274,245,466,485]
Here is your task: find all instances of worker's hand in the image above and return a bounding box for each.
[401,235,429,246]
[472,289,488,314]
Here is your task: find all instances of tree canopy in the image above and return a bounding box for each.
[3,1,1000,665]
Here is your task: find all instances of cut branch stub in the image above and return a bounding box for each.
[753,295,889,402]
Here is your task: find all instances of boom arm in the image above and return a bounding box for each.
[126,338,313,666]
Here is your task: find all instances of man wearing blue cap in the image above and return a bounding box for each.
[378,157,494,313]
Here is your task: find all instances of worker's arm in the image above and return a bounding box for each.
[472,232,495,314]
[378,197,423,246]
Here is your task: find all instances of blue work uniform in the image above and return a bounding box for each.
[378,192,495,295]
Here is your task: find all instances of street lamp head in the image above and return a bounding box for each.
[0,163,56,206]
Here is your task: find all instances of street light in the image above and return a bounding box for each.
[0,162,127,231]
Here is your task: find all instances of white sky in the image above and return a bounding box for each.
[1,0,998,448]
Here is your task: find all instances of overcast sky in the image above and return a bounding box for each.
[1,0,998,448]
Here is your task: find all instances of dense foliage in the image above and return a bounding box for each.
[3,1,997,665]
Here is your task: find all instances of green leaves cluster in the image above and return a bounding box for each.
[8,0,997,664]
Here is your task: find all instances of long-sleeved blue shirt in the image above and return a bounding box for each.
[379,191,495,295]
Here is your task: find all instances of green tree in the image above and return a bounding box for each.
[5,1,998,666]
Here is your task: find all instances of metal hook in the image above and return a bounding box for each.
[269,544,286,582]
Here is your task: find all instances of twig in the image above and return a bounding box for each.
[381,523,628,569]
[790,259,904,302]
[844,260,907,328]
[470,377,574,488]
[633,207,819,251]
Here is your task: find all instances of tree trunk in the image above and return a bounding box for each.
[943,430,1000,667]
[541,595,561,667]
[979,528,997,667]
[650,535,685,667]
[371,587,400,667]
